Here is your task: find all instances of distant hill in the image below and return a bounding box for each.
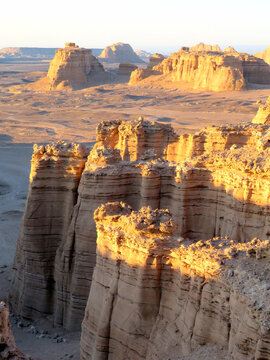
[135,50,152,62]
[0,47,104,61]
[99,42,145,64]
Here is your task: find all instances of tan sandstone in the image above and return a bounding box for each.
[117,63,138,76]
[81,202,270,360]
[98,42,144,64]
[129,46,270,91]
[255,45,270,65]
[9,118,270,335]
[253,96,270,124]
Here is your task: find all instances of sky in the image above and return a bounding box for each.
[1,0,269,54]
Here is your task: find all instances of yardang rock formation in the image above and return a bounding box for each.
[98,42,145,64]
[34,43,107,90]
[9,112,270,359]
[253,96,270,124]
[129,43,270,91]
[255,45,270,65]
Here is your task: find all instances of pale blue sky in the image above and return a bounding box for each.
[1,0,269,54]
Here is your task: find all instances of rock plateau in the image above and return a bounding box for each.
[129,44,270,91]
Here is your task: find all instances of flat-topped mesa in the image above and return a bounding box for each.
[0,302,29,359]
[45,43,106,90]
[190,42,222,52]
[253,96,270,125]
[81,202,270,360]
[10,119,270,331]
[255,45,270,65]
[98,42,144,64]
[130,46,270,91]
[117,62,138,76]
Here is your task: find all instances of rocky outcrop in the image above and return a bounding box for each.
[81,202,270,360]
[10,119,270,332]
[135,49,152,62]
[0,47,57,60]
[129,47,270,91]
[117,63,138,76]
[0,302,29,359]
[36,43,106,90]
[147,53,165,69]
[190,42,222,52]
[253,96,270,124]
[98,42,144,64]
[255,45,270,65]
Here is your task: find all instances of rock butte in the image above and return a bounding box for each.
[34,42,107,90]
[253,96,270,125]
[255,45,270,65]
[8,114,270,359]
[117,63,138,76]
[98,42,144,64]
[147,53,165,69]
[129,43,270,91]
[0,302,29,359]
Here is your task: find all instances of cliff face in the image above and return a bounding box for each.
[129,47,270,91]
[98,42,144,64]
[255,45,270,65]
[117,63,138,76]
[44,43,105,90]
[253,96,270,124]
[10,119,270,333]
[81,202,270,360]
[0,302,29,359]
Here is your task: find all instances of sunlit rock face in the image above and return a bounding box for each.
[0,302,29,359]
[129,45,270,90]
[255,45,270,65]
[253,96,270,125]
[81,202,270,360]
[10,119,270,331]
[147,53,165,69]
[98,42,144,64]
[46,43,105,90]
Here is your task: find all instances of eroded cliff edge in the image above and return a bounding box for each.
[9,118,270,335]
[81,202,270,360]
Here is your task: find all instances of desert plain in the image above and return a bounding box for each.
[0,50,270,360]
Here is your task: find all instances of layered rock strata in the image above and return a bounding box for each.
[40,43,106,90]
[0,302,29,359]
[99,42,144,64]
[81,202,270,360]
[253,96,270,124]
[147,53,165,69]
[10,119,270,331]
[129,47,270,91]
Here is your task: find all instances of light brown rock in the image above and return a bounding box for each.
[37,43,106,90]
[10,119,270,332]
[0,302,29,359]
[255,45,270,65]
[190,42,222,52]
[147,53,165,69]
[98,42,144,64]
[81,202,270,360]
[253,96,270,124]
[117,63,138,76]
[129,47,270,91]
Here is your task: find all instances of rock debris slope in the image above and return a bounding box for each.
[129,45,270,91]
[81,202,270,360]
[10,119,270,335]
[34,43,107,90]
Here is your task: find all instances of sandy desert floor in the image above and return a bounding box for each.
[0,61,269,359]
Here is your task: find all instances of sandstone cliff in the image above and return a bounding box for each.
[35,43,107,90]
[10,119,270,334]
[147,53,165,69]
[190,42,222,52]
[0,302,29,359]
[81,202,270,360]
[98,42,144,64]
[253,96,270,124]
[129,47,270,91]
[255,45,270,65]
